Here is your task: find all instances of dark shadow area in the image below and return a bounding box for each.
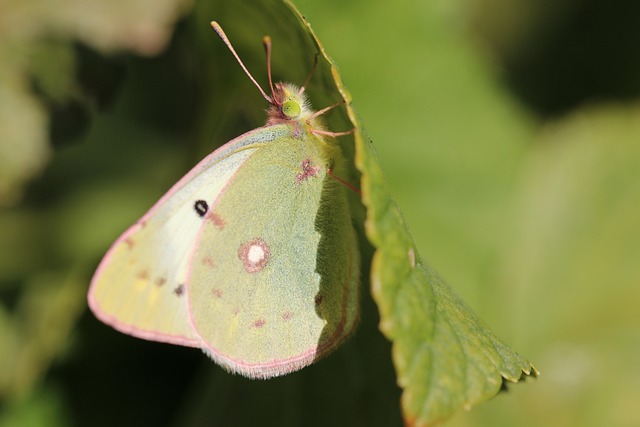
[488,0,640,118]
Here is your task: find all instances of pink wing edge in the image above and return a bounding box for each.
[87,125,280,348]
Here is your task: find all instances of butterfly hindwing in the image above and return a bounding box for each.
[187,134,359,378]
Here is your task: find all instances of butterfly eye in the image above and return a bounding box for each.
[282,100,301,118]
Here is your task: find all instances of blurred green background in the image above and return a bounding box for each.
[1,0,639,426]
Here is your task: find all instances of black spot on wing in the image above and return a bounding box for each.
[194,200,209,217]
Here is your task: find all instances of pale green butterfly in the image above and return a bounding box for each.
[88,22,360,379]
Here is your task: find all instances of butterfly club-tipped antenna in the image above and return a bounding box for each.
[210,21,274,104]
[262,35,279,106]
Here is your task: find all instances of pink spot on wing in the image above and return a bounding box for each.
[202,256,216,268]
[296,159,321,184]
[208,211,225,229]
[252,318,266,328]
[137,270,149,280]
[124,238,135,249]
[282,311,292,321]
[212,288,223,298]
[238,238,270,273]
[173,285,184,296]
[155,277,166,287]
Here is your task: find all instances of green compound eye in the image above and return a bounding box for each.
[282,100,301,118]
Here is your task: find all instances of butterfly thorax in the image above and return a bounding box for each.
[266,82,328,140]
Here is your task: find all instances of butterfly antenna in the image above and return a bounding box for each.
[262,36,278,105]
[210,21,272,103]
[299,54,319,96]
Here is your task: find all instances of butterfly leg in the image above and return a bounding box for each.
[298,54,319,96]
[308,100,356,137]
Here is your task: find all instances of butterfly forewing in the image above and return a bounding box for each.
[88,128,279,345]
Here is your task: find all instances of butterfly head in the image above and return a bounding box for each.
[267,83,315,125]
[210,22,327,136]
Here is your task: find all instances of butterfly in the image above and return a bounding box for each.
[88,21,360,379]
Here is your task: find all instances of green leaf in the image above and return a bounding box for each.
[356,125,537,425]
[284,2,537,425]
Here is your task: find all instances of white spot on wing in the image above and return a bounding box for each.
[238,238,270,273]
